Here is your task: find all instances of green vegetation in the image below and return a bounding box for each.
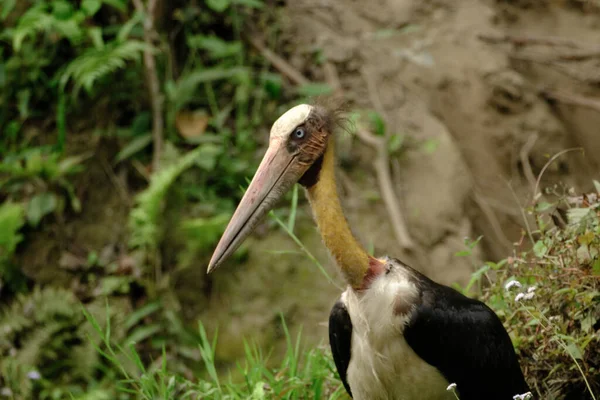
[1,1,598,399]
[0,0,312,398]
[479,185,600,399]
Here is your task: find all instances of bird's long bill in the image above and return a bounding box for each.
[207,139,306,273]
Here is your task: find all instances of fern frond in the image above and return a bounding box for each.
[0,287,77,342]
[61,40,151,95]
[12,4,83,51]
[15,320,64,367]
[128,146,205,252]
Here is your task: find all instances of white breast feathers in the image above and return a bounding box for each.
[342,260,453,400]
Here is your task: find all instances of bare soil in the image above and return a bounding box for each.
[206,0,600,366]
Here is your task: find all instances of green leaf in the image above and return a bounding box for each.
[535,201,553,212]
[187,35,242,58]
[114,134,152,163]
[57,154,88,176]
[288,184,299,233]
[26,193,57,227]
[1,0,16,20]
[533,240,548,257]
[101,0,127,11]
[232,0,264,7]
[81,0,102,16]
[169,67,249,111]
[581,315,596,333]
[0,202,25,259]
[565,342,583,360]
[117,11,143,42]
[87,26,104,49]
[592,259,600,276]
[387,134,404,153]
[261,72,283,98]
[594,179,600,194]
[568,208,591,225]
[52,0,75,19]
[181,214,230,251]
[124,302,162,330]
[251,381,266,399]
[206,0,230,12]
[61,40,151,94]
[367,111,386,136]
[421,138,439,154]
[577,231,595,246]
[194,144,222,171]
[98,276,130,295]
[126,324,162,345]
[296,83,333,97]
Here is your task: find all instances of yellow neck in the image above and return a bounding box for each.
[306,138,369,288]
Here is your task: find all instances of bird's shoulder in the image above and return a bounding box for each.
[390,258,529,399]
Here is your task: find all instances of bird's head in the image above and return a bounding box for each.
[207,103,338,273]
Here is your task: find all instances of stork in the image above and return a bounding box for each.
[207,104,530,400]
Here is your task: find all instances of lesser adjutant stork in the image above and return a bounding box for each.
[207,104,530,400]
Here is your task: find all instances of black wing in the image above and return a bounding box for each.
[328,299,353,398]
[404,275,529,400]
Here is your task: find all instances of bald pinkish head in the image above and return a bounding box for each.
[207,103,336,272]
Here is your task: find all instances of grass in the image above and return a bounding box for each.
[82,303,348,400]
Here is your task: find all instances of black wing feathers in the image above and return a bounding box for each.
[329,300,353,398]
[404,275,529,400]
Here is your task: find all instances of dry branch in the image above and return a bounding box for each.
[354,128,415,251]
[541,89,600,112]
[133,0,164,172]
[519,133,539,196]
[477,33,582,48]
[247,35,310,86]
[509,54,594,83]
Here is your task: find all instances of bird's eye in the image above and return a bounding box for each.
[293,127,306,139]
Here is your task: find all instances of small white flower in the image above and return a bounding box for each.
[527,286,536,293]
[515,293,525,302]
[505,280,522,290]
[27,370,41,380]
[446,383,457,391]
[523,292,535,300]
[513,391,533,400]
[1,387,13,397]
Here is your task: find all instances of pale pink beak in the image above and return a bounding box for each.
[207,138,307,273]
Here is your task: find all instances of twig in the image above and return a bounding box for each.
[355,67,414,250]
[323,61,343,99]
[100,156,130,206]
[360,67,389,121]
[247,35,310,86]
[520,133,539,196]
[132,0,164,172]
[477,33,582,49]
[473,192,513,251]
[354,129,415,250]
[541,89,600,112]
[532,148,584,204]
[509,54,594,83]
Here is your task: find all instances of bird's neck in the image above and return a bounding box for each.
[306,139,380,289]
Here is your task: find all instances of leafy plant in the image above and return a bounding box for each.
[0,287,113,400]
[474,184,600,399]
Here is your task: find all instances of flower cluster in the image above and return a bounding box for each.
[513,391,533,400]
[505,280,537,302]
